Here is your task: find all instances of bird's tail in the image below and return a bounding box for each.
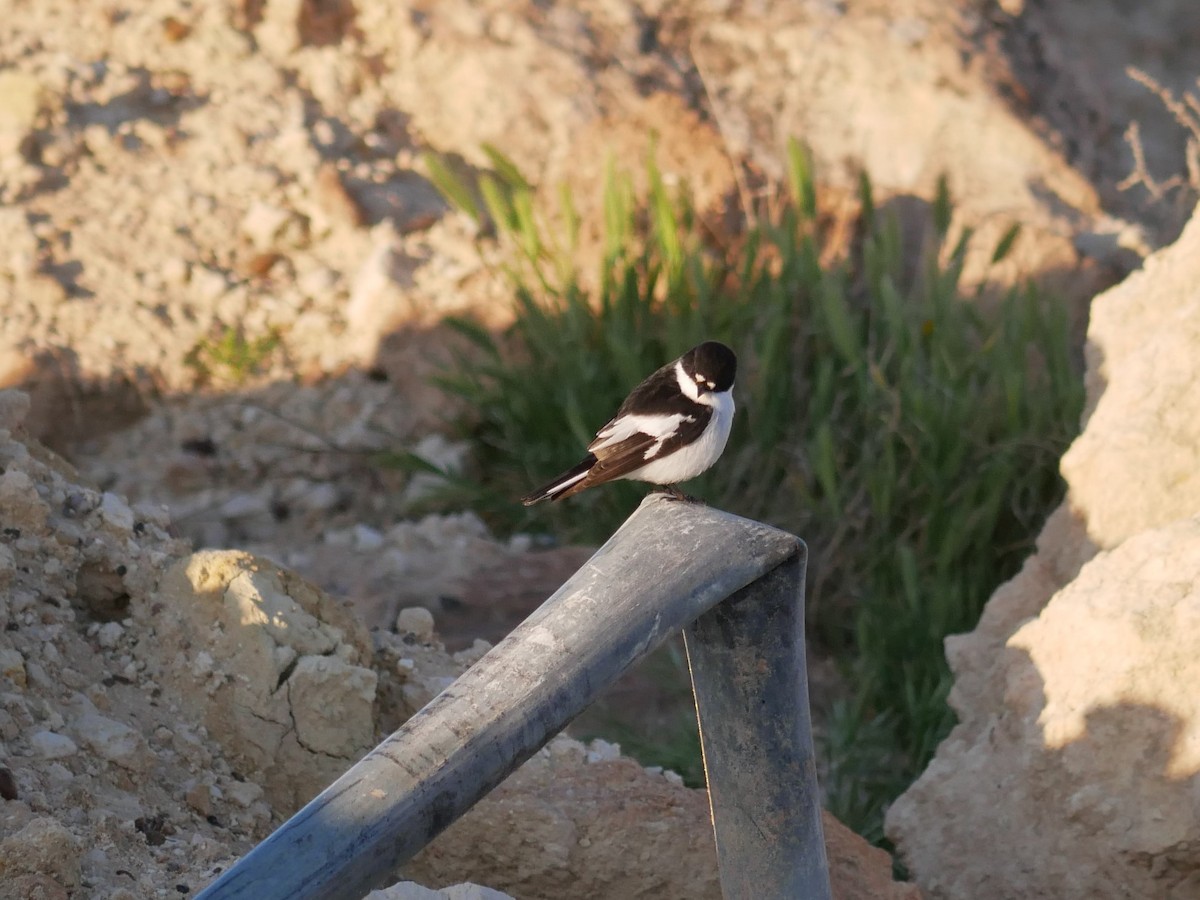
[521,455,597,505]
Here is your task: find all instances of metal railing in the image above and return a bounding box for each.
[197,494,831,900]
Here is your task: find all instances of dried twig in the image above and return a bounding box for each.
[1116,121,1181,198]
[1127,67,1200,138]
[1118,68,1200,200]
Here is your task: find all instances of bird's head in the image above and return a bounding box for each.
[681,341,737,395]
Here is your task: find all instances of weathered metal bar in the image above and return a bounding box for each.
[197,494,805,900]
[686,545,832,900]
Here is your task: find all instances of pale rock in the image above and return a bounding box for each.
[95,621,124,650]
[352,524,385,552]
[10,589,36,616]
[30,730,78,759]
[191,266,229,301]
[585,739,621,764]
[544,735,587,765]
[190,650,215,678]
[240,201,297,250]
[345,231,407,362]
[98,492,135,532]
[0,70,43,157]
[0,212,37,278]
[0,873,70,899]
[81,846,108,873]
[224,779,264,809]
[0,543,14,593]
[73,713,147,771]
[0,647,26,687]
[288,655,377,758]
[0,390,28,432]
[272,644,297,676]
[310,163,365,229]
[368,882,513,900]
[135,551,376,811]
[1061,208,1200,549]
[297,266,338,298]
[132,501,172,531]
[298,481,340,513]
[451,639,492,668]
[44,763,72,783]
[889,204,1200,899]
[217,491,271,521]
[889,518,1200,898]
[160,256,190,286]
[254,0,306,57]
[222,565,339,656]
[184,781,213,817]
[0,816,80,889]
[0,469,48,532]
[424,676,456,696]
[506,534,533,554]
[438,886,519,900]
[395,606,435,642]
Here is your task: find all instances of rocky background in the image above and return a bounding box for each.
[1,0,1198,898]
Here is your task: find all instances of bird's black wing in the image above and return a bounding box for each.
[584,406,712,483]
[612,360,691,417]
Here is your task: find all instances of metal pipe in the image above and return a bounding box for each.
[686,546,832,900]
[197,494,806,900]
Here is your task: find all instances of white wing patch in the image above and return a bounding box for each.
[590,412,692,456]
[643,415,696,458]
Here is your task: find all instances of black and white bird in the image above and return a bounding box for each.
[521,341,737,505]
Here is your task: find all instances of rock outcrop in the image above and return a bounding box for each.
[135,550,379,811]
[887,205,1200,897]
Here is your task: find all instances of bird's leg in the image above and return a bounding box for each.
[656,485,702,503]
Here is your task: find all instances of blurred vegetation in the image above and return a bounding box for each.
[185,324,280,385]
[420,141,1084,843]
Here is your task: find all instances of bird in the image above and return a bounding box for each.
[521,341,737,505]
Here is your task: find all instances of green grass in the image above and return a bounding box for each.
[185,325,280,385]
[422,142,1084,843]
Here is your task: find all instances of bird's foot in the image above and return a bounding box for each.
[655,485,703,503]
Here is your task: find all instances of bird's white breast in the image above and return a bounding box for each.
[624,388,734,485]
